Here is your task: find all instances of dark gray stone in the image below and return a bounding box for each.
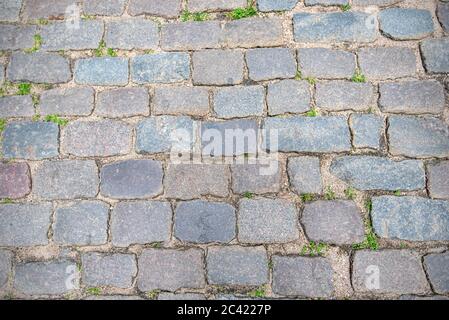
[40,86,94,116]
[0,25,36,50]
[288,156,322,194]
[316,81,375,111]
[0,250,12,288]
[74,57,129,86]
[131,53,190,84]
[424,252,449,294]
[298,48,356,79]
[158,293,206,300]
[0,162,31,199]
[161,21,222,51]
[0,95,35,117]
[41,21,103,50]
[267,80,311,115]
[96,87,149,117]
[128,0,182,18]
[429,161,449,200]
[420,38,449,74]
[351,114,384,150]
[247,48,297,81]
[0,0,22,21]
[379,8,434,40]
[153,86,209,116]
[105,19,159,50]
[437,1,449,32]
[193,50,244,85]
[259,0,299,11]
[214,86,265,118]
[231,163,281,194]
[83,0,126,16]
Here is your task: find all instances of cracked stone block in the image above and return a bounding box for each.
[34,160,99,200]
[106,19,159,50]
[272,256,334,297]
[238,198,299,244]
[214,86,265,118]
[302,200,365,245]
[288,156,322,195]
[41,21,104,50]
[40,86,94,116]
[258,0,299,11]
[14,260,79,295]
[437,1,449,32]
[247,48,297,81]
[231,163,281,194]
[267,80,311,115]
[206,246,268,286]
[161,21,222,51]
[100,160,163,199]
[379,8,434,40]
[0,0,22,21]
[0,25,37,50]
[8,52,71,84]
[189,0,247,12]
[379,80,445,114]
[0,203,52,246]
[423,252,449,294]
[83,0,126,16]
[62,119,132,157]
[153,86,209,116]
[429,161,449,200]
[137,249,205,291]
[2,121,59,160]
[74,57,129,86]
[316,81,375,111]
[23,0,78,20]
[351,114,383,150]
[158,293,206,300]
[330,156,425,191]
[0,95,35,117]
[82,253,137,289]
[54,201,109,246]
[131,53,190,84]
[193,50,244,85]
[353,250,430,295]
[0,250,12,288]
[128,0,182,18]
[111,201,172,247]
[174,200,236,243]
[420,38,449,74]
[96,87,149,118]
[298,48,356,79]
[372,196,449,241]
[305,0,347,5]
[0,162,31,199]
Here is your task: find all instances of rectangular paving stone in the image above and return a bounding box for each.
[34,160,99,200]
[316,81,375,111]
[0,250,12,288]
[379,8,434,40]
[2,121,59,160]
[298,48,356,79]
[106,19,158,50]
[0,63,3,83]
[193,50,244,85]
[352,0,402,5]
[247,48,297,81]
[161,21,222,51]
[0,203,52,246]
[0,25,37,50]
[23,0,77,20]
[131,53,190,84]
[62,119,132,157]
[8,52,71,84]
[379,80,445,114]
[420,38,449,74]
[111,201,172,247]
[437,1,449,33]
[267,80,311,115]
[153,86,209,116]
[0,162,31,199]
[423,252,449,294]
[137,249,205,291]
[0,0,22,21]
[40,86,94,116]
[372,196,449,241]
[74,57,129,86]
[353,250,430,294]
[54,201,109,246]
[207,246,268,286]
[0,95,35,117]
[272,256,334,298]
[83,0,126,16]
[82,253,137,289]
[231,163,281,194]
[96,87,149,117]
[288,156,323,194]
[128,0,182,18]
[259,0,299,11]
[305,0,347,5]
[238,198,299,244]
[158,293,206,300]
[358,47,416,80]
[214,85,265,118]
[189,0,247,12]
[351,114,384,150]
[428,161,449,200]
[388,116,449,158]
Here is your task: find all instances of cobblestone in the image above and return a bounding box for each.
[131,53,190,84]
[428,161,449,200]
[95,87,149,118]
[105,19,159,50]
[420,38,449,73]
[247,48,297,81]
[298,48,356,79]
[213,85,265,118]
[193,50,244,85]
[267,80,311,115]
[0,95,35,117]
[153,86,209,116]
[0,162,31,199]
[40,87,94,116]
[41,21,103,50]
[424,252,449,294]
[316,81,375,111]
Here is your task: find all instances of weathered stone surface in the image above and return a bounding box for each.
[272,256,334,297]
[158,293,206,300]
[63,119,132,157]
[263,116,351,153]
[40,86,94,116]
[316,81,374,111]
[305,0,347,5]
[100,160,163,199]
[437,1,449,32]
[165,164,229,199]
[379,80,444,114]
[85,295,143,300]
[0,25,36,50]
[400,295,449,300]
[231,163,281,194]
[379,8,434,40]
[131,53,190,84]
[41,21,103,50]
[267,80,311,115]
[54,201,109,245]
[259,0,299,11]
[34,160,99,200]
[106,19,158,50]
[74,57,129,86]
[298,48,356,79]
[8,52,71,84]
[0,163,31,199]
[358,47,416,80]
[137,249,205,291]
[352,0,402,6]
[193,50,244,85]
[420,38,449,74]
[0,203,52,246]
[247,48,296,81]
[214,86,265,118]
[429,161,449,200]
[0,63,3,83]
[111,201,172,246]
[128,0,182,18]
[153,86,209,116]
[161,21,222,51]
[423,252,449,294]
[330,156,425,191]
[0,95,35,117]
[388,116,449,158]
[302,200,365,245]
[23,0,76,20]
[0,0,22,21]
[189,0,247,12]
[0,250,12,288]
[353,250,430,294]
[238,198,299,244]
[288,156,322,194]
[351,114,383,150]
[207,246,268,286]
[96,87,149,117]
[84,0,126,16]
[2,121,59,160]
[174,200,236,243]
[82,253,137,288]
[372,196,449,241]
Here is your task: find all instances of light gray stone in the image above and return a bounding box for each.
[214,86,265,118]
[41,21,103,50]
[83,0,126,16]
[0,250,12,288]
[0,95,35,118]
[105,19,159,50]
[420,38,449,74]
[0,0,22,21]
[128,0,182,18]
[131,53,190,84]
[23,0,76,20]
[161,21,222,51]
[231,163,281,194]
[158,293,206,300]
[0,162,31,199]
[352,0,402,6]
[193,50,244,85]
[259,0,299,11]
[429,161,449,200]
[316,81,375,111]
[247,48,297,81]
[379,8,434,40]
[437,1,449,32]
[189,0,247,12]
[288,156,322,194]
[153,86,209,116]
[40,87,94,116]
[96,87,149,117]
[0,25,36,50]
[351,114,384,149]
[423,252,449,294]
[267,80,311,115]
[74,57,129,86]
[298,48,356,79]
[305,0,347,5]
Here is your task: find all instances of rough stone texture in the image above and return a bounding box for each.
[0,162,31,199]
[0,0,22,21]
[428,161,449,200]
[223,18,284,48]
[207,246,268,286]
[420,38,449,73]
[158,293,206,300]
[302,200,365,245]
[193,50,244,85]
[0,63,3,83]
[189,0,247,12]
[214,86,265,118]
[238,198,299,244]
[128,0,182,18]
[0,250,12,288]
[0,25,36,50]
[131,53,190,84]
[288,156,322,194]
[259,0,299,11]
[74,57,129,86]
[353,250,430,294]
[95,87,149,118]
[100,160,163,199]
[330,156,425,191]
[267,80,311,115]
[298,48,356,79]
[0,203,52,246]
[82,253,137,289]
[85,295,143,300]
[40,87,94,116]
[41,21,103,50]
[316,81,375,111]
[0,95,35,117]
[153,86,209,116]
[372,196,449,241]
[137,249,205,291]
[351,114,384,150]
[23,0,77,20]
[106,19,159,50]
[33,160,99,200]
[231,163,281,194]
[247,48,297,81]
[305,0,347,5]
[53,201,109,245]
[161,21,222,51]
[111,201,172,247]
[352,0,402,5]
[174,200,236,243]
[272,256,334,297]
[83,0,126,16]
[379,8,434,40]
[437,1,449,32]
[423,252,449,294]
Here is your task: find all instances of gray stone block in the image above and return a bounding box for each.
[267,80,311,115]
[379,8,434,40]
[128,0,182,18]
[351,114,383,150]
[105,19,159,50]
[74,57,129,86]
[437,1,449,32]
[193,50,244,85]
[41,21,103,50]
[189,0,247,12]
[0,250,12,288]
[258,0,299,11]
[0,0,22,21]
[288,156,322,194]
[23,0,76,20]
[83,0,126,16]
[298,48,356,79]
[214,86,265,118]
[0,162,31,199]
[96,87,149,118]
[231,163,281,194]
[423,252,449,294]
[153,86,209,116]
[316,81,375,111]
[0,95,35,118]
[161,21,222,51]
[40,86,94,116]
[429,161,449,200]
[0,25,36,50]
[420,38,449,74]
[131,53,190,84]
[247,48,297,81]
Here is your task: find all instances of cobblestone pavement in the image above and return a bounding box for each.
[0,0,449,300]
